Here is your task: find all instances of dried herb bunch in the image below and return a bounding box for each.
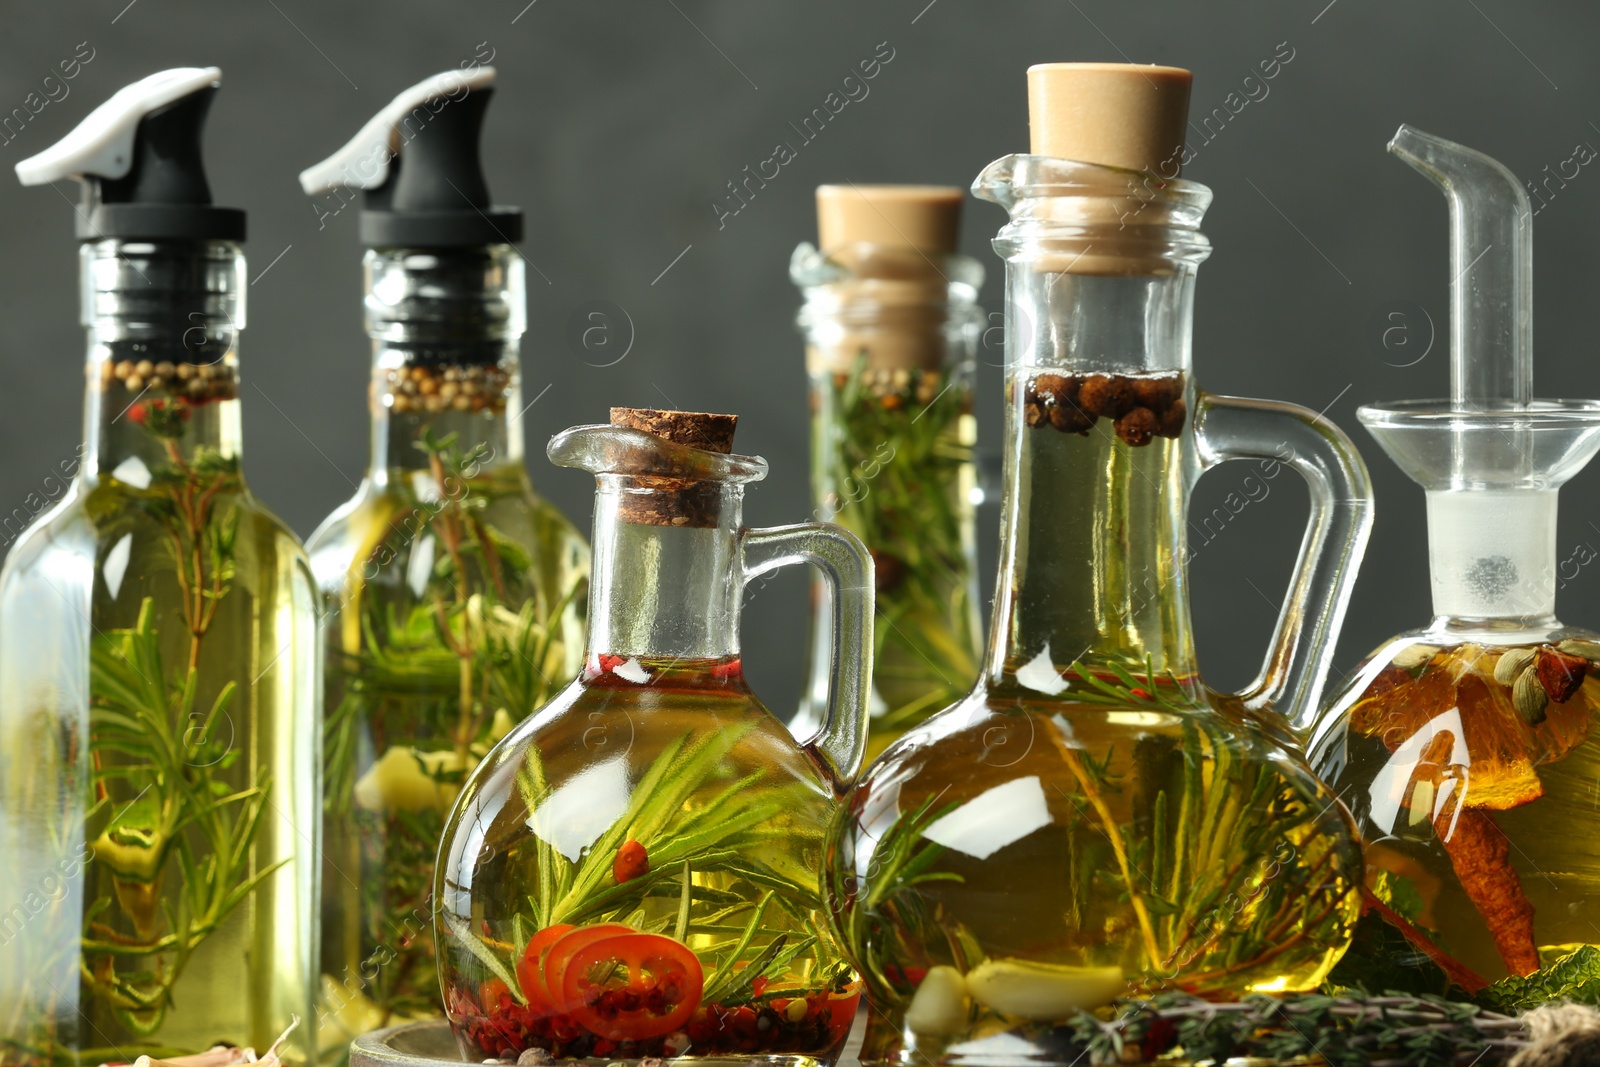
[1315,638,1600,994]
[1049,991,1532,1067]
[812,352,978,749]
[320,426,585,1030]
[1021,372,1186,447]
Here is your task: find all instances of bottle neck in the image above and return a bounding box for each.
[364,245,527,488]
[82,239,245,483]
[987,266,1202,688]
[584,478,744,661]
[1425,488,1559,624]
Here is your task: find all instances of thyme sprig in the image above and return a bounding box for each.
[1056,991,1530,1067]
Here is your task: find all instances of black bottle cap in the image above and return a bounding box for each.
[300,67,522,248]
[15,67,245,242]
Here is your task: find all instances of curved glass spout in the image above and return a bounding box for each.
[1388,124,1532,409]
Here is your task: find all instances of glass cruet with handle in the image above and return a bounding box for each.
[433,408,874,1066]
[1307,126,1600,999]
[822,62,1375,1067]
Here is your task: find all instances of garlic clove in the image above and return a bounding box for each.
[903,965,970,1035]
[963,958,1124,1019]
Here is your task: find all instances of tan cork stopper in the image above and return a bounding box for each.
[1027,63,1191,176]
[808,186,963,376]
[609,408,739,528]
[816,185,964,254]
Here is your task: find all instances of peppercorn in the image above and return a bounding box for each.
[1049,400,1094,434]
[1078,375,1137,419]
[1032,373,1079,408]
[871,549,905,593]
[1116,407,1159,446]
[1158,398,1187,438]
[1131,374,1181,410]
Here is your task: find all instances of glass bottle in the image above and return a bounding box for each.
[1307,126,1600,994]
[0,69,318,1064]
[792,185,984,761]
[435,408,872,1066]
[299,70,589,1043]
[824,63,1373,1065]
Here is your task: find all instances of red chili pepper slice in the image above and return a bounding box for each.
[539,923,638,1012]
[560,931,704,1041]
[515,923,577,1009]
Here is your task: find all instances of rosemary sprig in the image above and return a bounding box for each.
[321,429,585,1018]
[77,434,274,1036]
[818,355,978,742]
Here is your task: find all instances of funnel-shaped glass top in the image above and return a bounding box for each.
[1360,126,1600,620]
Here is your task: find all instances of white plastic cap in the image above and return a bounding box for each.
[298,66,496,195]
[15,67,221,186]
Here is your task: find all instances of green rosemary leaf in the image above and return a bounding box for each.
[442,910,526,1006]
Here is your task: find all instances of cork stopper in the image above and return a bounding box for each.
[608,408,739,528]
[610,407,737,453]
[816,185,963,254]
[1027,63,1191,176]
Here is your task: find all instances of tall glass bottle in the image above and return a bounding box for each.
[299,70,588,1043]
[435,408,872,1066]
[824,64,1374,1065]
[0,69,318,1064]
[1308,127,1600,995]
[792,185,984,760]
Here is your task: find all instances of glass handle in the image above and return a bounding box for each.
[741,522,874,793]
[1191,392,1375,730]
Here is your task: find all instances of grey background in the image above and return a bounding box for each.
[2,0,1597,714]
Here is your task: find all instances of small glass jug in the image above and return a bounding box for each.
[823,63,1374,1067]
[434,408,872,1065]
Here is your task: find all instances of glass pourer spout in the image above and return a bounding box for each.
[1389,124,1532,408]
[1361,126,1600,621]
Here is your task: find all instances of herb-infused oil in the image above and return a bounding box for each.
[298,69,588,1043]
[436,409,873,1067]
[825,64,1373,1066]
[1308,126,1600,1000]
[0,69,318,1065]
[792,186,984,760]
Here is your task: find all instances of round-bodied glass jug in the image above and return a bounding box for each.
[824,153,1372,1065]
[434,411,873,1066]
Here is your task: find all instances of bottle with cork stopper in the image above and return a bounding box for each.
[1307,128,1600,998]
[0,69,319,1063]
[434,408,875,1065]
[824,63,1375,1061]
[790,183,984,761]
[296,68,589,1036]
